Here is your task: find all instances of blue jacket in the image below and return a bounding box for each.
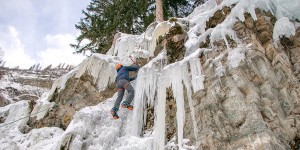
[116,65,139,82]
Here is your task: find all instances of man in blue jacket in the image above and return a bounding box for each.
[111,63,139,119]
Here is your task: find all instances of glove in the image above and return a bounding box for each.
[130,76,137,81]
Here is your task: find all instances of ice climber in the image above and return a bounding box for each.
[111,63,139,119]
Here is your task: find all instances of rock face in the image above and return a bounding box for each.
[176,9,300,150]
[0,94,8,107]
[206,6,231,30]
[28,71,115,130]
[153,22,187,64]
[165,24,187,63]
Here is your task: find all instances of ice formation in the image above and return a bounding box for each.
[227,46,245,68]
[148,22,172,57]
[155,49,204,149]
[131,51,168,136]
[0,101,30,128]
[54,96,154,150]
[273,17,296,44]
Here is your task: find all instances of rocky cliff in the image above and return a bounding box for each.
[181,9,300,150]
[0,67,70,107]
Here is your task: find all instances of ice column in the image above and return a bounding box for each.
[155,78,167,150]
[155,49,204,149]
[132,52,167,136]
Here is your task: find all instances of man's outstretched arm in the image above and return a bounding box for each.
[123,64,139,71]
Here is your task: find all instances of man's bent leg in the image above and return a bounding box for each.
[124,82,134,104]
[114,88,125,108]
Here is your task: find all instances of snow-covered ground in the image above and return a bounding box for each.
[0,0,300,149]
[55,95,154,150]
[0,94,154,150]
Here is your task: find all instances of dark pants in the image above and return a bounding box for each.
[113,79,134,109]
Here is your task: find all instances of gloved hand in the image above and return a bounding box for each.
[129,76,137,81]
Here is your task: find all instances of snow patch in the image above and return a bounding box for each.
[227,46,245,68]
[2,100,30,128]
[273,17,296,44]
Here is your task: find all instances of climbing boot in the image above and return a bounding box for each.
[111,107,119,120]
[121,101,133,110]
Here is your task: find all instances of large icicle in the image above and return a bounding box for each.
[182,76,200,148]
[155,75,168,150]
[188,49,205,92]
[170,63,187,149]
[154,50,204,149]
[132,51,167,136]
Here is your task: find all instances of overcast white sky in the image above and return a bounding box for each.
[0,0,90,69]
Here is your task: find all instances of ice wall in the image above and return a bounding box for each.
[1,101,30,129]
[131,51,168,136]
[107,33,144,63]
[155,49,204,150]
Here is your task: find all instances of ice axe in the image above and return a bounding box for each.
[128,47,150,65]
[129,55,137,64]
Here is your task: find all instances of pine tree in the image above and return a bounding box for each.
[57,63,62,69]
[72,0,153,54]
[44,64,52,70]
[73,0,206,54]
[34,63,41,71]
[29,64,36,71]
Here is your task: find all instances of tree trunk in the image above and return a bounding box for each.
[216,0,222,5]
[156,0,164,22]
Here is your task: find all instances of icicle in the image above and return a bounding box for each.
[155,77,167,150]
[74,54,117,92]
[154,50,204,149]
[170,63,187,149]
[188,49,205,92]
[132,51,167,136]
[182,77,200,147]
[246,3,257,20]
[131,71,147,136]
[209,21,239,50]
